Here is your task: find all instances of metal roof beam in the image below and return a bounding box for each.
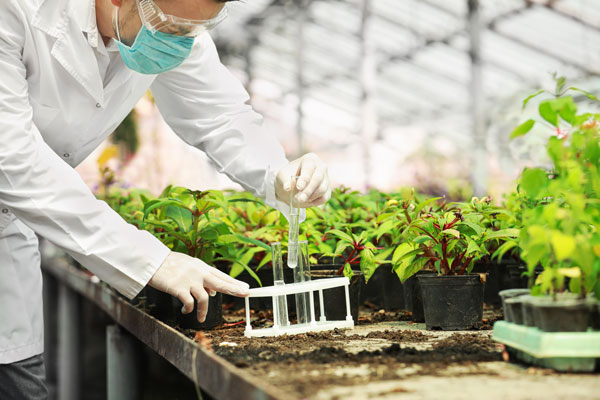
[532,0,600,32]
[490,25,600,75]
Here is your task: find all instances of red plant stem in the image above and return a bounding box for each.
[452,250,467,271]
[223,321,245,327]
[404,209,412,224]
[457,256,474,275]
[444,216,460,230]
[348,255,360,264]
[414,226,439,244]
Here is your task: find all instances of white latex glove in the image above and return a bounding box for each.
[148,252,250,322]
[275,153,331,208]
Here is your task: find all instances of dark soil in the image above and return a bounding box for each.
[213,332,500,367]
[186,306,504,399]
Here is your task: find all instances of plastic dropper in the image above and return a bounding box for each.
[287,175,300,269]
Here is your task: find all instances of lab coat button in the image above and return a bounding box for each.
[96,103,101,108]
[63,153,70,158]
[1,209,8,214]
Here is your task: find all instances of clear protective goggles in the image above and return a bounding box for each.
[136,0,228,37]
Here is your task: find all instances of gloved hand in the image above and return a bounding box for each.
[148,252,250,322]
[275,153,331,208]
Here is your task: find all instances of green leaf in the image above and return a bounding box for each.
[414,235,435,244]
[510,119,535,139]
[392,243,418,265]
[460,220,483,237]
[360,249,377,282]
[555,76,566,96]
[328,229,354,244]
[333,241,352,256]
[551,231,575,261]
[414,197,442,216]
[375,219,395,240]
[569,87,600,103]
[522,89,544,109]
[343,262,354,279]
[233,234,271,251]
[376,213,394,223]
[143,199,187,219]
[229,261,244,278]
[257,252,272,270]
[485,228,520,240]
[520,168,548,198]
[539,100,558,126]
[442,229,460,238]
[199,227,219,242]
[165,205,193,233]
[492,240,517,262]
[393,257,426,283]
[557,96,577,124]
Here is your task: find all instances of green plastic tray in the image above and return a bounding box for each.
[492,321,600,372]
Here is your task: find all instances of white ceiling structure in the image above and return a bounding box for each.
[210,0,600,194]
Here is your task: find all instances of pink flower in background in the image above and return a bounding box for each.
[554,127,568,140]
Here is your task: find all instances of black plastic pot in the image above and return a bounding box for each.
[482,261,502,306]
[506,264,528,289]
[176,292,224,330]
[418,274,484,330]
[499,288,530,323]
[362,264,404,310]
[311,268,363,322]
[520,295,538,327]
[362,265,386,307]
[138,287,177,325]
[533,296,594,332]
[505,297,527,325]
[403,271,434,322]
[591,301,600,331]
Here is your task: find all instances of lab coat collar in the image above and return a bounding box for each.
[32,0,106,105]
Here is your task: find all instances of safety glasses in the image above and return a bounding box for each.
[136,0,228,37]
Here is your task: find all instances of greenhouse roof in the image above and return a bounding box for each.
[213,0,600,134]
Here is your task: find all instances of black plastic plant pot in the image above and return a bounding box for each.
[176,292,224,330]
[139,287,177,324]
[504,297,526,325]
[498,288,530,323]
[506,264,528,289]
[482,261,502,307]
[403,271,435,322]
[591,300,600,331]
[418,274,484,330]
[311,269,363,323]
[363,264,404,310]
[533,297,594,332]
[520,295,538,327]
[361,264,385,307]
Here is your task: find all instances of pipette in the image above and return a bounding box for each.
[287,175,300,269]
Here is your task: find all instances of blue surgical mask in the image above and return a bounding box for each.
[113,7,195,74]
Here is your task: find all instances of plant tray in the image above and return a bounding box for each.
[492,321,600,372]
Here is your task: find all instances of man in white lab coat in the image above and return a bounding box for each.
[0,0,331,397]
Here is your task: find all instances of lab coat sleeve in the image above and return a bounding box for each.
[150,33,293,219]
[0,1,170,299]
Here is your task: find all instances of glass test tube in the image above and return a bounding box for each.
[293,241,312,325]
[287,176,300,269]
[270,242,289,327]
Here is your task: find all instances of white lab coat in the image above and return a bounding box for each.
[0,0,290,363]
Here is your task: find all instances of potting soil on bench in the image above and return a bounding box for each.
[178,306,599,400]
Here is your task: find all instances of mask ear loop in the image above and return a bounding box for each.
[113,6,123,43]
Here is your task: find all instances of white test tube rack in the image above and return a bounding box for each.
[243,277,354,338]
